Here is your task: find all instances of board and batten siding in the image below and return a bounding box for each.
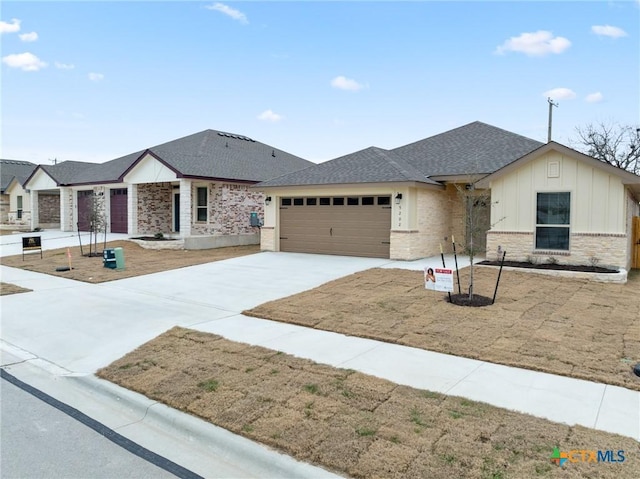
[491,151,626,234]
[486,150,632,270]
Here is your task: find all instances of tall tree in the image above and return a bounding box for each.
[573,122,640,175]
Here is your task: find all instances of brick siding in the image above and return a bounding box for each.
[137,183,173,235]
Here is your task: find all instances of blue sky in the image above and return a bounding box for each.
[1,1,638,165]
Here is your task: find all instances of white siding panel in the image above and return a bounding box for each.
[590,169,609,231]
[606,178,624,232]
[28,170,57,190]
[490,178,505,230]
[489,149,627,235]
[516,166,533,229]
[124,154,178,184]
[502,174,519,230]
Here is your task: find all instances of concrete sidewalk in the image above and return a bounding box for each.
[1,248,638,477]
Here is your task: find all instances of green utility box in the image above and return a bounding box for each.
[114,247,125,270]
[103,248,116,269]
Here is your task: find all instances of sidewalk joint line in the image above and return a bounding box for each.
[443,361,486,395]
[593,384,608,429]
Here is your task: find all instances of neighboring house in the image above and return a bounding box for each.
[23,161,97,230]
[0,159,36,225]
[479,141,640,271]
[256,121,640,270]
[24,130,313,249]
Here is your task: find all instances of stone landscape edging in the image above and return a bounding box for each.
[478,264,628,284]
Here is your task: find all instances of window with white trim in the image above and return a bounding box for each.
[196,187,208,222]
[535,192,570,250]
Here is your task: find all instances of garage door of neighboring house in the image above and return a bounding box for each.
[279,196,392,258]
[110,189,128,233]
[77,190,93,231]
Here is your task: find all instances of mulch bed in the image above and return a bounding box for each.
[478,260,619,273]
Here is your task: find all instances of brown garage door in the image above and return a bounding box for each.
[279,196,391,258]
[110,188,128,233]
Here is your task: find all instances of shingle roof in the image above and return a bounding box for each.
[257,147,440,187]
[256,121,543,188]
[68,152,143,185]
[392,121,544,176]
[1,159,36,192]
[68,129,313,185]
[39,161,97,185]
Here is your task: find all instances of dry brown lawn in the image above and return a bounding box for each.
[0,282,32,296]
[245,267,640,391]
[98,327,640,479]
[0,241,260,283]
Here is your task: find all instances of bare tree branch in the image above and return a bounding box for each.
[572,122,640,175]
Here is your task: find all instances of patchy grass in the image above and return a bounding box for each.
[1,240,260,283]
[98,327,640,479]
[0,282,32,296]
[244,267,640,391]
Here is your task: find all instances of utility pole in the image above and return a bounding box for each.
[547,97,558,142]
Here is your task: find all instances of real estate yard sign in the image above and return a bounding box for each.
[424,267,454,292]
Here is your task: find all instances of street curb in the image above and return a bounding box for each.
[70,374,343,478]
[0,349,343,479]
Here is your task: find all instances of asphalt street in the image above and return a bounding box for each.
[0,373,193,479]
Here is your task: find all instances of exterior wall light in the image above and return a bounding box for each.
[265,196,272,206]
[395,193,403,204]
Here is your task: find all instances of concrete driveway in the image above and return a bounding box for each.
[1,251,390,374]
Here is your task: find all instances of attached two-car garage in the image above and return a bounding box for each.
[279,195,392,258]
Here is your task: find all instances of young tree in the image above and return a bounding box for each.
[572,122,640,175]
[453,179,491,302]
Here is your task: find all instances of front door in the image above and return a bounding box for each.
[174,193,180,232]
[110,189,128,233]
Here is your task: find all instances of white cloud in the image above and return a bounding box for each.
[591,25,627,38]
[55,61,75,70]
[543,88,577,101]
[0,18,21,34]
[495,31,571,56]
[88,72,104,81]
[206,3,248,24]
[585,92,603,103]
[330,75,366,91]
[19,31,38,42]
[2,52,47,71]
[257,109,283,122]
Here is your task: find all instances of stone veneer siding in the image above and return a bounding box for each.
[60,188,74,231]
[390,188,453,260]
[191,183,263,236]
[260,226,276,252]
[137,183,173,235]
[486,231,628,270]
[626,190,640,271]
[0,194,9,223]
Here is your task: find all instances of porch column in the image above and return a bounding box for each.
[128,184,138,235]
[179,179,192,237]
[59,187,73,231]
[29,189,38,230]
